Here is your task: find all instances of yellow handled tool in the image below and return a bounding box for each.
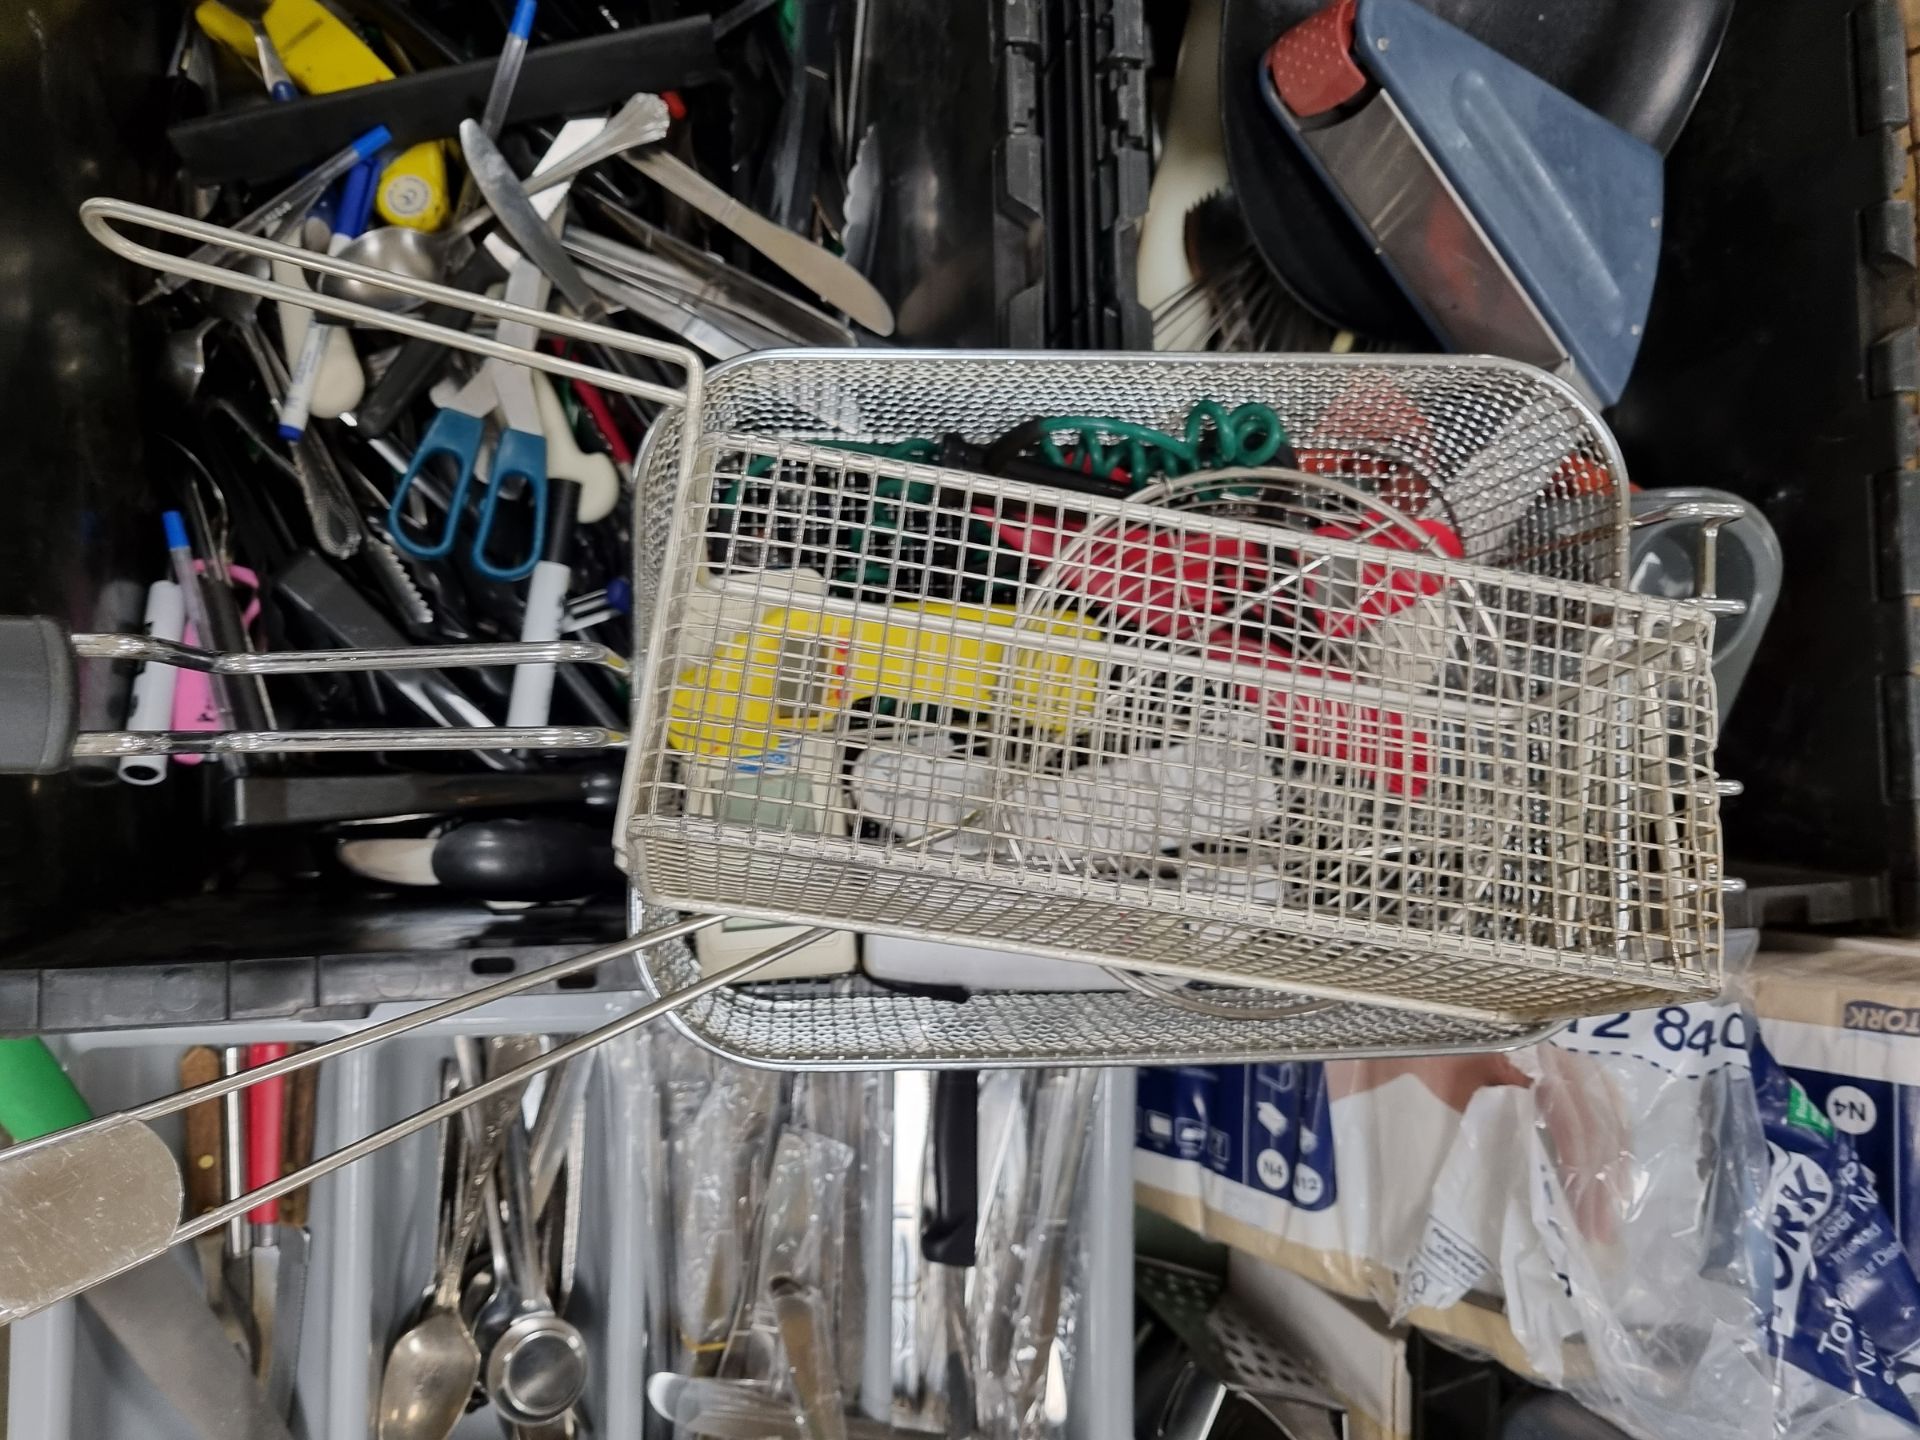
[196,0,451,230]
[667,602,1106,758]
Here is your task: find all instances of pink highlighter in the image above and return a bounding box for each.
[169,564,261,765]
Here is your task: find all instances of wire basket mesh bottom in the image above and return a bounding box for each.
[632,832,1709,1024]
[636,932,1562,1068]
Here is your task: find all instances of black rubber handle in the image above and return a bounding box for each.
[168,19,722,182]
[354,248,503,438]
[0,618,77,775]
[431,818,621,900]
[921,1069,980,1268]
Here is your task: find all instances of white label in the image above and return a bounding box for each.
[1826,1084,1879,1136]
[1552,1001,1752,1080]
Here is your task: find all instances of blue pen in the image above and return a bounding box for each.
[479,0,538,140]
[249,18,299,103]
[278,161,378,440]
[144,125,392,301]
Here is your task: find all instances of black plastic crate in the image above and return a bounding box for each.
[862,0,1150,348]
[1611,0,1920,929]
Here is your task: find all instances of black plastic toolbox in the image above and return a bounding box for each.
[0,1,630,1031]
[0,0,1152,1032]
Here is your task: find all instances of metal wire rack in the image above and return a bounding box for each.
[0,196,1723,1344]
[624,353,1723,1061]
[78,197,1728,1067]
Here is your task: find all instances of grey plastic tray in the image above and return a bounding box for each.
[4,998,1132,1439]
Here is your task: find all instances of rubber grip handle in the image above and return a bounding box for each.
[1265,0,1368,118]
[353,247,502,437]
[0,617,76,774]
[0,1037,93,1141]
[245,1042,290,1223]
[921,1070,979,1268]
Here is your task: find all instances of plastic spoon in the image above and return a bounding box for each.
[272,254,364,423]
[531,373,617,522]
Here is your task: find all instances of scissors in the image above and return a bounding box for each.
[385,260,552,583]
[385,118,611,583]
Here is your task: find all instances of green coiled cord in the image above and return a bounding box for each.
[1035,400,1290,488]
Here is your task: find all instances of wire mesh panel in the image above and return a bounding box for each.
[631,354,1632,669]
[632,351,1630,598]
[638,942,1570,1069]
[629,436,1717,1024]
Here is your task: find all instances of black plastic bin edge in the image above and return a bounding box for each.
[1611,0,1920,931]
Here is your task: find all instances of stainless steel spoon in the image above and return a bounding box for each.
[486,1118,589,1426]
[376,1081,519,1440]
[469,1037,540,1360]
[162,315,220,402]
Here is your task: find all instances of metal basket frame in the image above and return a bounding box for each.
[625,352,1721,1066]
[76,201,1715,1071]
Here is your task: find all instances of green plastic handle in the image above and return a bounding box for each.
[0,1037,94,1140]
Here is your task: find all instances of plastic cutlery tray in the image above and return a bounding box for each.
[4,996,1132,1439]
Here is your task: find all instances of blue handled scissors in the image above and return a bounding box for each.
[387,257,551,583]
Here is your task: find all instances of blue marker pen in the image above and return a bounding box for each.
[145,125,392,301]
[479,0,538,140]
[277,161,378,441]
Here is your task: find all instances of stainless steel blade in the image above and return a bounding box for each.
[461,120,608,323]
[81,1253,296,1440]
[262,1225,310,1417]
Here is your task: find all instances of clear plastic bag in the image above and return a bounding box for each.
[671,1062,781,1375]
[972,1069,1099,1440]
[792,1066,890,1402]
[719,1125,857,1435]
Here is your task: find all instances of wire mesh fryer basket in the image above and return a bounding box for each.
[624,352,1723,1065]
[68,200,1590,1069]
[4,199,1636,1337]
